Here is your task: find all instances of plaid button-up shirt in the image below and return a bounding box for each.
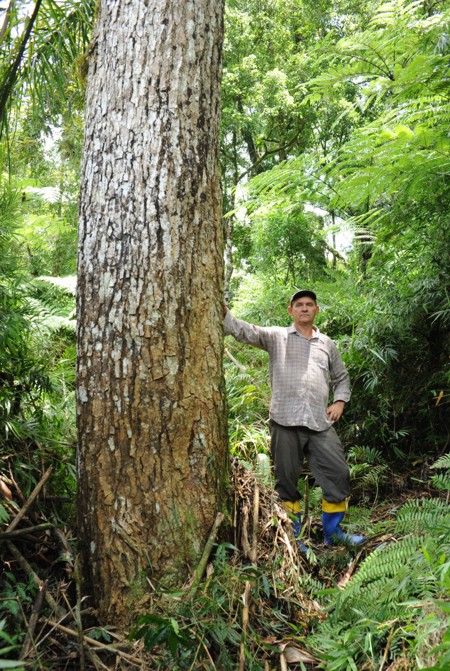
[224,311,351,431]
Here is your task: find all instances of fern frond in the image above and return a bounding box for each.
[431,453,450,470]
[348,445,386,464]
[36,276,77,296]
[26,298,76,334]
[395,499,450,536]
[335,534,442,623]
[430,474,450,492]
[342,535,422,595]
[350,464,389,489]
[298,574,326,598]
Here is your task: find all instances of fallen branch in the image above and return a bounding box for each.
[241,502,251,559]
[337,549,364,590]
[7,541,66,620]
[73,555,86,670]
[59,590,86,671]
[20,580,47,660]
[46,620,143,667]
[379,624,396,671]
[250,484,260,565]
[52,526,74,576]
[6,466,52,533]
[239,581,251,671]
[190,512,225,596]
[277,512,297,566]
[0,522,53,540]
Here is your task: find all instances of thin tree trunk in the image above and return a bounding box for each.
[0,0,44,132]
[0,0,15,44]
[77,0,228,626]
[224,129,241,297]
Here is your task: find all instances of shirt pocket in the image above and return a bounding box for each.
[310,345,329,370]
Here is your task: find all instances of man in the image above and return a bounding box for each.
[224,289,364,549]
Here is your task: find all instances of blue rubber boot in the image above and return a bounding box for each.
[291,512,308,553]
[322,511,365,546]
[281,501,308,552]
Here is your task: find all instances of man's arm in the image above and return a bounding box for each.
[327,341,351,421]
[223,307,271,351]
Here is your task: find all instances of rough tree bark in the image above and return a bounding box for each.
[77,0,227,626]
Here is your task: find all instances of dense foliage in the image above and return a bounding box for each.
[223,0,450,463]
[129,456,450,670]
[0,0,449,668]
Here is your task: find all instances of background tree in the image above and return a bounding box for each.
[77,0,228,625]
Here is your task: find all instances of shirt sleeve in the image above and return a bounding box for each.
[224,311,271,351]
[329,341,351,404]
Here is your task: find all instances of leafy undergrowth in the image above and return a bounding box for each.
[1,456,450,670]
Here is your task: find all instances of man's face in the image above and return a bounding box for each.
[288,297,319,326]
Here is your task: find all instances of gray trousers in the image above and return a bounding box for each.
[270,421,351,504]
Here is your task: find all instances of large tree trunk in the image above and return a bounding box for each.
[77,0,227,626]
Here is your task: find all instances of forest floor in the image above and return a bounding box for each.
[0,458,445,670]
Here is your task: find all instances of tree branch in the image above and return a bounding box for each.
[0,522,53,540]
[0,0,44,131]
[0,0,15,44]
[19,580,47,660]
[45,620,143,667]
[5,466,52,533]
[190,512,225,596]
[7,541,66,619]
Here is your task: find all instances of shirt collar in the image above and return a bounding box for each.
[287,324,324,341]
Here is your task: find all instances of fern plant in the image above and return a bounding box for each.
[347,445,389,500]
[309,488,450,669]
[430,453,450,493]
